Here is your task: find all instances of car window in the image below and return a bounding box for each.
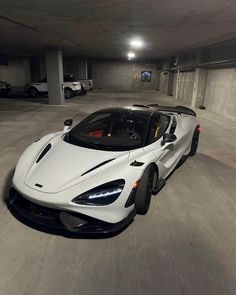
[170,116,177,134]
[64,74,76,82]
[67,111,148,151]
[146,114,170,145]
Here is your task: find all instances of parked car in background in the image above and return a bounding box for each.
[25,76,82,99]
[0,80,11,96]
[78,79,93,91]
[64,74,93,93]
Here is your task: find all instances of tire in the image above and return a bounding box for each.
[81,86,87,95]
[135,165,157,215]
[29,87,39,97]
[64,88,73,99]
[189,126,200,156]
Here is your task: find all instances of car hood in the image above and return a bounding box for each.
[24,139,129,193]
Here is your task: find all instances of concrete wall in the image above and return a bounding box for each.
[133,64,160,90]
[63,56,87,79]
[179,71,195,104]
[172,72,177,97]
[0,57,30,86]
[92,61,133,89]
[29,57,46,82]
[173,71,195,105]
[160,72,169,94]
[91,60,160,90]
[204,68,236,121]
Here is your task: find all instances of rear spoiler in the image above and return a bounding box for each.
[133,104,196,117]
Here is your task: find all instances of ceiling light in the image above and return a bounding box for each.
[127,52,135,59]
[130,39,144,48]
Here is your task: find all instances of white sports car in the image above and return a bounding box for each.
[8,104,200,236]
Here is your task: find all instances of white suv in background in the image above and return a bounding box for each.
[25,75,82,99]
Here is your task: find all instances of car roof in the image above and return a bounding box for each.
[95,105,162,117]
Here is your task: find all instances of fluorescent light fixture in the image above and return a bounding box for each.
[127,52,135,59]
[130,39,144,48]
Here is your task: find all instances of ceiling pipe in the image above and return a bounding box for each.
[170,58,236,71]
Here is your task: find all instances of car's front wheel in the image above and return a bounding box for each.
[80,86,87,95]
[135,165,157,215]
[64,88,73,99]
[29,87,39,97]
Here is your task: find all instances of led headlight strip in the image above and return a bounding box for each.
[72,179,125,206]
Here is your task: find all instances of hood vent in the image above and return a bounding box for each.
[36,144,52,163]
[81,159,115,176]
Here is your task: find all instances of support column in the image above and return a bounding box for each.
[191,68,207,108]
[167,71,174,96]
[45,47,64,105]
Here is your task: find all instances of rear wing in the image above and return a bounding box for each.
[133,104,196,117]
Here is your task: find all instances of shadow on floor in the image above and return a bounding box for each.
[4,153,236,239]
[2,168,15,205]
[1,94,49,104]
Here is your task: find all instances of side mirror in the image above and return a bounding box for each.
[161,133,177,146]
[63,119,73,131]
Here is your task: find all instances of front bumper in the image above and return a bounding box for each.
[8,188,135,237]
[72,89,81,96]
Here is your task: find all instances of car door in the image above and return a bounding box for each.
[158,115,182,171]
[143,113,171,178]
[35,78,48,92]
[145,113,183,178]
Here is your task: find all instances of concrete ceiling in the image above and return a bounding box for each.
[1,0,236,58]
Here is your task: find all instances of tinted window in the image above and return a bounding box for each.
[146,114,170,144]
[67,110,148,151]
[170,117,177,134]
[64,74,77,82]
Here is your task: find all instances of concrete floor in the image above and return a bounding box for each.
[0,90,236,295]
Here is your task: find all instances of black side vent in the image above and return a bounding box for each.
[36,144,52,163]
[130,161,144,167]
[81,159,115,176]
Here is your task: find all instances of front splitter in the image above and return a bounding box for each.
[8,187,135,238]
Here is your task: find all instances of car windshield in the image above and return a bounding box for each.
[66,110,149,151]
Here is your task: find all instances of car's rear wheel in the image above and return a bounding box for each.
[81,86,87,95]
[189,125,200,156]
[135,165,157,215]
[64,88,73,99]
[29,87,39,97]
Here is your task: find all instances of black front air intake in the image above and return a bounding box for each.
[36,144,51,163]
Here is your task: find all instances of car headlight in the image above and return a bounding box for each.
[72,179,125,206]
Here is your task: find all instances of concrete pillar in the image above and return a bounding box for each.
[45,47,64,105]
[167,71,174,96]
[175,70,180,100]
[191,68,207,108]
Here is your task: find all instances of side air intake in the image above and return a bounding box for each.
[81,159,115,176]
[36,144,52,163]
